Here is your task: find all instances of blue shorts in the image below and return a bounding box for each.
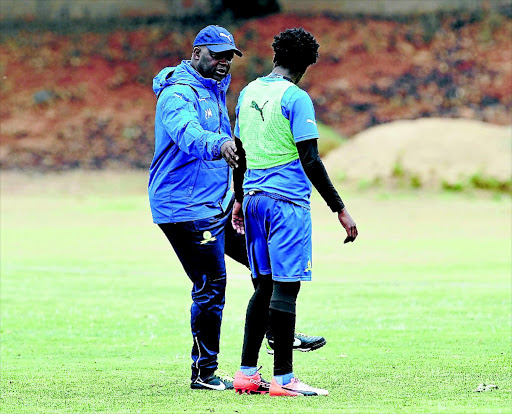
[243,192,312,282]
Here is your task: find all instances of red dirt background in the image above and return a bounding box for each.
[0,12,511,170]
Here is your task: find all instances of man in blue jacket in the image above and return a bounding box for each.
[149,25,326,391]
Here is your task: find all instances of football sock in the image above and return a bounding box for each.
[240,366,258,376]
[269,281,300,376]
[274,372,294,385]
[269,307,295,376]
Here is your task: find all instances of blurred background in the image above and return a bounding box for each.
[0,0,511,191]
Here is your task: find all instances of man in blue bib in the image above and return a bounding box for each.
[232,28,358,396]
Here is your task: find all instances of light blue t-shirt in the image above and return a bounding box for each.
[234,75,319,209]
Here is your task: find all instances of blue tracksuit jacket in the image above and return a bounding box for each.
[148,61,234,223]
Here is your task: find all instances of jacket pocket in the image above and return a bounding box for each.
[169,162,200,200]
[193,160,229,204]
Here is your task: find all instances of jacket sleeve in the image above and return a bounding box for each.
[158,86,232,160]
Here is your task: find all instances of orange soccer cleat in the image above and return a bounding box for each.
[233,370,270,395]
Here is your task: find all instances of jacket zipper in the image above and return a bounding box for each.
[217,89,222,133]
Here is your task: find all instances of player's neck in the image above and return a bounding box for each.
[270,66,302,84]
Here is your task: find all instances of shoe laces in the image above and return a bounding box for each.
[256,366,270,384]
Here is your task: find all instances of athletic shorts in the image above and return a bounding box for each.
[243,192,312,282]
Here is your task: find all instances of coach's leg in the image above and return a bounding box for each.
[159,213,227,382]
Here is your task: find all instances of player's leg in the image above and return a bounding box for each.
[269,280,300,378]
[264,199,328,397]
[224,202,326,354]
[158,211,232,390]
[234,194,272,394]
[240,274,272,367]
[234,273,273,394]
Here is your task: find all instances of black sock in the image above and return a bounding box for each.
[241,275,272,367]
[269,307,296,376]
[269,281,300,376]
[251,276,272,341]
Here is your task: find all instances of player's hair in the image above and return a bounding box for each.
[272,27,319,74]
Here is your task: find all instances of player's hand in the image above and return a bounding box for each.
[338,207,358,243]
[221,140,239,168]
[231,200,245,235]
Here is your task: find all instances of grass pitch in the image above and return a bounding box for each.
[1,171,510,413]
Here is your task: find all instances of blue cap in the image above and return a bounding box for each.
[193,25,243,57]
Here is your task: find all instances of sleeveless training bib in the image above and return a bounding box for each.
[238,79,299,169]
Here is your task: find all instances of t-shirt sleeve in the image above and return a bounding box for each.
[282,88,320,143]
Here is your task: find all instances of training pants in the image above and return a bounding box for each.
[159,205,248,381]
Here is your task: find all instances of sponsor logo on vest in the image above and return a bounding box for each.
[250,100,268,121]
[205,108,213,119]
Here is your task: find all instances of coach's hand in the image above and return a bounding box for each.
[221,140,239,168]
[231,201,245,235]
[338,207,358,244]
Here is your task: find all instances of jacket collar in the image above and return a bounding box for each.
[153,60,231,98]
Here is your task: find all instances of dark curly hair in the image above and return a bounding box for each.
[272,27,319,74]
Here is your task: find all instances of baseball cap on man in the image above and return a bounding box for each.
[193,25,243,57]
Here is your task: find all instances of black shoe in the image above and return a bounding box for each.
[266,332,327,355]
[190,372,234,390]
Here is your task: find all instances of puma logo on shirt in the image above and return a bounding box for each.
[251,100,268,121]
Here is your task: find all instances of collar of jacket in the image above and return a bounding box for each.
[154,60,231,98]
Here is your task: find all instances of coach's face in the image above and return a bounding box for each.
[192,46,233,81]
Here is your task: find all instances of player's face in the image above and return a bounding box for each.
[193,47,234,81]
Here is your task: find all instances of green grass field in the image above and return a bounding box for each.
[1,171,510,413]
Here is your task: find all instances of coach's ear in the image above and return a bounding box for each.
[191,46,202,61]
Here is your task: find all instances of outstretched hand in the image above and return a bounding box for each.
[231,201,245,235]
[221,140,239,168]
[338,208,358,244]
